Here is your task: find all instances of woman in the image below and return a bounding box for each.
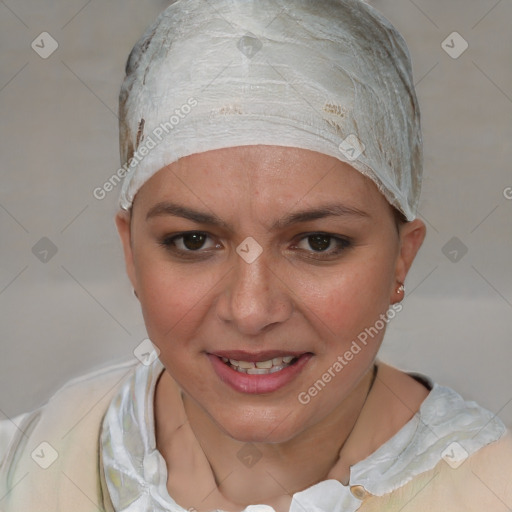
[1,0,510,511]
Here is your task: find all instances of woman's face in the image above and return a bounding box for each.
[117,145,425,443]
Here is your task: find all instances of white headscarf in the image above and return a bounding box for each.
[118,0,422,220]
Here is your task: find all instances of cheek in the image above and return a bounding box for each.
[135,258,218,343]
[298,251,396,340]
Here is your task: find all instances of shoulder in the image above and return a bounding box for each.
[45,358,139,399]
[0,359,138,510]
[0,359,138,455]
[0,413,29,464]
[2,359,136,425]
[361,431,512,511]
[356,366,510,512]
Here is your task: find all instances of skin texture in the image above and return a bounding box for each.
[115,145,428,511]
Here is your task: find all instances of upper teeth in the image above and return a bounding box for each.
[222,355,296,374]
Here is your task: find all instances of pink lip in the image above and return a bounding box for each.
[207,352,313,394]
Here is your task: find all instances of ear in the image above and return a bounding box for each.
[391,218,426,302]
[115,210,138,293]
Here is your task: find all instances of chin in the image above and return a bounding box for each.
[213,406,305,445]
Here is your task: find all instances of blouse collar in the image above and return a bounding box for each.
[100,358,505,512]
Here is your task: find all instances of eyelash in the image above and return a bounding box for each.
[159,231,353,260]
[159,231,220,260]
[292,232,353,259]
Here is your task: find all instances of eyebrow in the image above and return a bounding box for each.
[145,201,369,230]
[272,203,369,229]
[146,202,229,228]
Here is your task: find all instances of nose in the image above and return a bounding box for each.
[215,253,294,336]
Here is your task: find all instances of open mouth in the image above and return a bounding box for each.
[220,355,300,375]
[208,351,313,394]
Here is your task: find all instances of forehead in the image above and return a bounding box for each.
[133,145,387,217]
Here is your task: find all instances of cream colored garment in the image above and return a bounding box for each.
[362,435,512,511]
[1,359,511,512]
[118,0,422,220]
[0,360,137,512]
[101,359,509,512]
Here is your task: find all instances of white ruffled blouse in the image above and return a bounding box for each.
[100,358,505,512]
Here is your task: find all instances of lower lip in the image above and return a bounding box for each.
[207,353,313,394]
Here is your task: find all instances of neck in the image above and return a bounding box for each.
[155,366,376,510]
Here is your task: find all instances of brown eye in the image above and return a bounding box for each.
[160,231,218,254]
[181,232,207,250]
[294,232,352,259]
[307,234,333,252]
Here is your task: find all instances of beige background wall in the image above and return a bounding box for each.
[1,0,511,425]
